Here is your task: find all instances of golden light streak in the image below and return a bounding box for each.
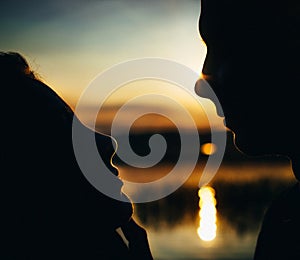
[197,186,217,241]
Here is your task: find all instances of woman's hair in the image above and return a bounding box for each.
[0,51,36,79]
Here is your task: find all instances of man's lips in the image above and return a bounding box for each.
[194,77,225,118]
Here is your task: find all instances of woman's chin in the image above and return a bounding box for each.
[116,202,133,228]
[112,192,134,228]
[121,191,134,213]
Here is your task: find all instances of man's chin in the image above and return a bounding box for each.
[231,131,256,155]
[233,134,272,158]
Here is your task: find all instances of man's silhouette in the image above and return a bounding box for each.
[197,0,300,259]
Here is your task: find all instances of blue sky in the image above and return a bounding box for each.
[1,0,223,132]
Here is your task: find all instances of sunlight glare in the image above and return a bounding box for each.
[201,143,217,155]
[197,186,217,242]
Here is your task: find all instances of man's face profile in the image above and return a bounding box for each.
[198,0,298,156]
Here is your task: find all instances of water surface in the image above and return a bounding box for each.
[119,160,296,260]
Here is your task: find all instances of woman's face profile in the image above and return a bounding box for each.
[88,129,134,228]
[1,50,134,230]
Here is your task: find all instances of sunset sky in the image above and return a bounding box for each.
[1,0,224,133]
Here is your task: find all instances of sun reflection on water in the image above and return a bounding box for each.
[197,186,217,241]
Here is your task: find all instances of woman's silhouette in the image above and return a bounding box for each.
[1,51,153,259]
[197,0,300,259]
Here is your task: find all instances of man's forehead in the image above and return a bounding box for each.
[200,0,295,22]
[199,0,298,38]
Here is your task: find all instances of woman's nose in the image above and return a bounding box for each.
[95,132,119,176]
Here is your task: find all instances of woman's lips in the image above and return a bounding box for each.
[113,166,130,201]
[111,165,119,176]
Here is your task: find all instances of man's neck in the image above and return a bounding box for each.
[290,155,300,185]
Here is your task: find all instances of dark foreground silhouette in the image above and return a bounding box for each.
[1,51,153,259]
[197,0,300,259]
